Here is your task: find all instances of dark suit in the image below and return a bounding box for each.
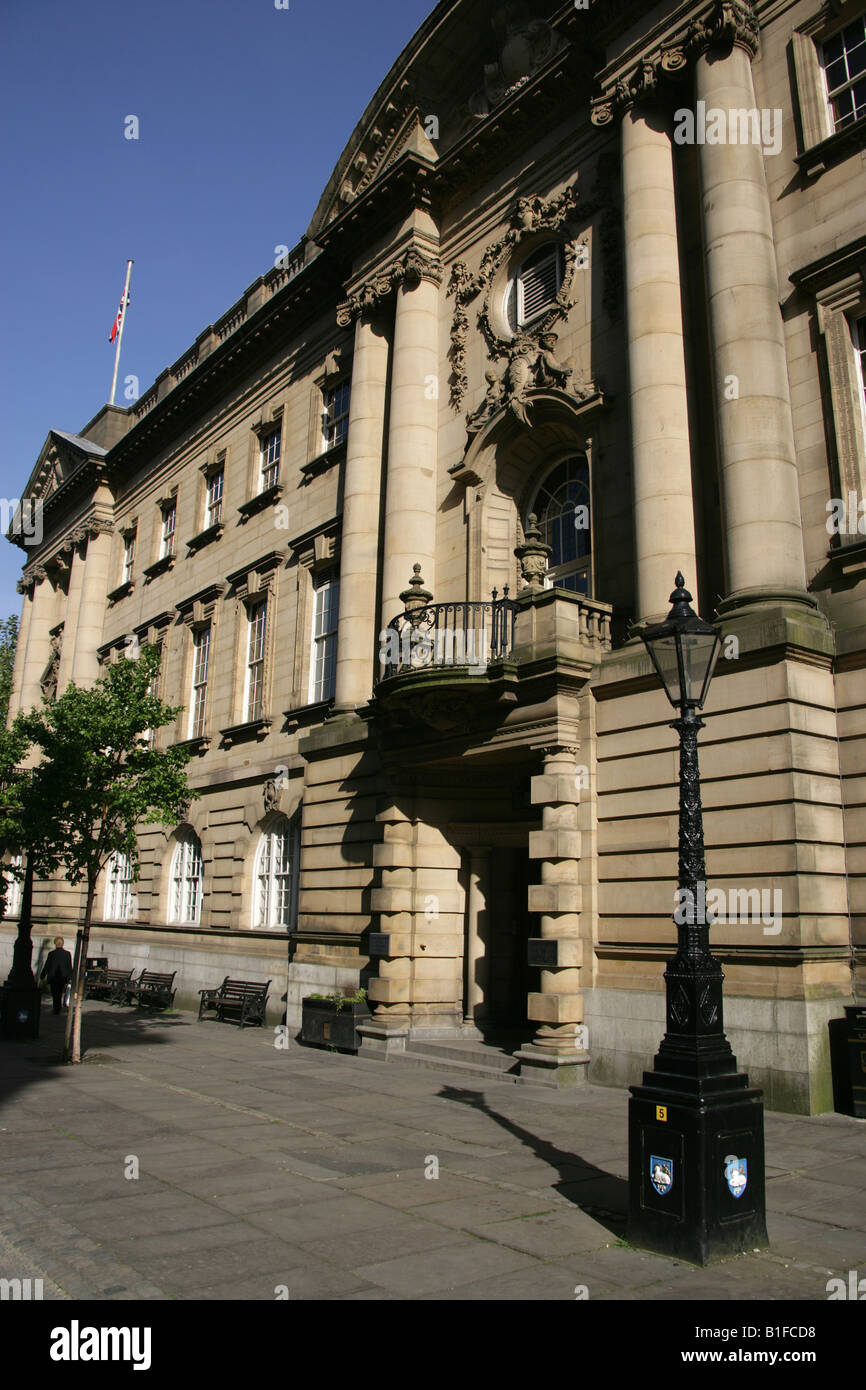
[41,948,73,1013]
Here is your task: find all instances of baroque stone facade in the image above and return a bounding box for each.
[4,0,865,1112]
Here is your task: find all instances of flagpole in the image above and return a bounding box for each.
[109,259,133,406]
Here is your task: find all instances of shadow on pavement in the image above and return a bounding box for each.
[439,1084,628,1238]
[0,1000,192,1108]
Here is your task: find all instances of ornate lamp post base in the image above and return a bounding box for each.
[628,1041,768,1265]
[0,984,42,1040]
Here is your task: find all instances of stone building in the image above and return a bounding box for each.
[4,0,864,1112]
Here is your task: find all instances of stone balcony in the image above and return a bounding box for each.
[374,565,612,732]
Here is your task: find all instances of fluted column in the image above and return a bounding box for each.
[70,523,112,688]
[696,41,808,603]
[622,105,698,624]
[381,270,440,627]
[8,578,34,723]
[333,312,390,712]
[18,569,57,713]
[56,537,86,694]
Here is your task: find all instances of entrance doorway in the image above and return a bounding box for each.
[484,845,534,1032]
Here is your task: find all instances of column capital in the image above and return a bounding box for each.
[19,564,48,594]
[591,0,760,128]
[337,246,442,326]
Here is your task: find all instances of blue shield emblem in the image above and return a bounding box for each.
[650,1156,673,1195]
[725,1155,748,1199]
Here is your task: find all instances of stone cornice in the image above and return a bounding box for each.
[336,246,443,327]
[591,0,761,127]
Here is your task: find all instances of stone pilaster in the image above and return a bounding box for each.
[622,105,698,624]
[695,40,809,608]
[364,799,463,1051]
[381,261,441,627]
[70,521,113,688]
[516,746,589,1088]
[56,535,87,694]
[18,567,58,713]
[333,311,390,712]
[8,575,34,723]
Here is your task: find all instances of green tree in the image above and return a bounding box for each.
[21,645,196,1063]
[0,615,19,728]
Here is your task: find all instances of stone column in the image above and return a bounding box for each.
[7,577,34,722]
[622,105,698,624]
[696,41,808,604]
[17,568,57,713]
[70,522,112,688]
[464,847,491,1027]
[515,746,588,1088]
[333,312,390,712]
[57,536,86,694]
[381,264,441,627]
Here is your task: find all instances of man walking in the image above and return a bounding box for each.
[41,937,73,1014]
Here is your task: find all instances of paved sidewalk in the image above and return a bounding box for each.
[0,1003,863,1301]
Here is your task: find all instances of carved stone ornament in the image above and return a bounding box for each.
[448,181,613,414]
[399,564,433,622]
[263,778,281,814]
[591,0,760,127]
[464,2,565,122]
[337,248,442,327]
[514,514,551,592]
[466,331,597,435]
[326,80,416,224]
[40,626,63,701]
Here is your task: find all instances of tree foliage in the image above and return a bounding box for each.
[18,644,197,1061]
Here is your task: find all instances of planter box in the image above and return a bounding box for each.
[300,996,371,1053]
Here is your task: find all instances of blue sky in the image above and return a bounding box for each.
[0,0,434,621]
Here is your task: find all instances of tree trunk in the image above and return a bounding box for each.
[63,880,96,1064]
[5,853,35,988]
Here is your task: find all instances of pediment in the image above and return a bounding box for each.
[307,1,571,241]
[315,102,438,231]
[21,429,107,506]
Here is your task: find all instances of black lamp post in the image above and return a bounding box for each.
[628,574,767,1265]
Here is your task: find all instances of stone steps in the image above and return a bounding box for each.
[399,1036,524,1084]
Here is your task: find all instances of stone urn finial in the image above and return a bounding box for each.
[399,563,433,622]
[514,514,552,592]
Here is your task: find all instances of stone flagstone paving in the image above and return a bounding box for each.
[0,1003,863,1301]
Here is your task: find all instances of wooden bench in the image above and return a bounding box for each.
[86,966,135,1005]
[198,977,271,1028]
[126,970,177,1010]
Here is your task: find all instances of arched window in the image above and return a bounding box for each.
[530,456,592,596]
[105,849,134,921]
[253,817,298,930]
[4,853,23,918]
[170,830,203,925]
[505,242,565,332]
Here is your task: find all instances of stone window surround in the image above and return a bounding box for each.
[250,812,300,932]
[304,348,351,475]
[790,236,866,546]
[223,551,284,737]
[246,403,285,507]
[131,610,174,747]
[791,2,866,175]
[176,582,226,749]
[188,450,227,550]
[287,518,340,713]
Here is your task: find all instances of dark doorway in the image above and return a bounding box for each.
[484,845,534,1032]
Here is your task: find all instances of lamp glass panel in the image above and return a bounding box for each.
[646,635,683,706]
